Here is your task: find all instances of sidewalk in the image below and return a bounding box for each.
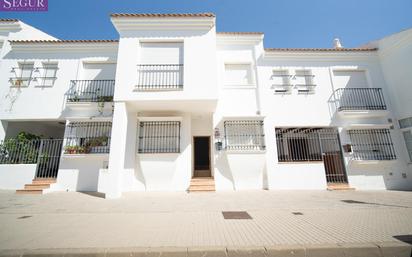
[0,190,411,256]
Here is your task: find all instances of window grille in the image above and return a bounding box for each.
[271,70,292,93]
[295,69,315,93]
[10,62,34,87]
[37,62,58,86]
[348,129,396,160]
[136,64,183,91]
[138,121,181,153]
[224,120,265,150]
[275,128,327,162]
[64,122,112,154]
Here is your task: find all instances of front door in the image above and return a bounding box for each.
[318,128,348,184]
[193,137,211,177]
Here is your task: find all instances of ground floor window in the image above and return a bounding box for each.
[138,121,181,153]
[224,120,265,150]
[275,128,325,162]
[64,121,112,154]
[348,129,396,160]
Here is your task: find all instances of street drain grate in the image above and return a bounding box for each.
[17,215,32,219]
[222,211,252,219]
[341,200,367,204]
[292,212,303,215]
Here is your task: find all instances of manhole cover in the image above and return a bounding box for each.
[222,211,252,219]
[341,200,367,204]
[17,215,32,219]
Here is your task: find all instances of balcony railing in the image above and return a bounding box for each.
[332,88,386,111]
[67,80,115,103]
[136,64,183,91]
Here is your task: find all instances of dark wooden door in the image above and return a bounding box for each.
[318,129,348,183]
[194,137,211,177]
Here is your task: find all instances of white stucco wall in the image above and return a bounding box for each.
[0,164,36,189]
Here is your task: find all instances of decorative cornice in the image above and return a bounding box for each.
[265,48,378,52]
[9,40,118,53]
[111,13,215,32]
[217,33,264,45]
[0,19,20,31]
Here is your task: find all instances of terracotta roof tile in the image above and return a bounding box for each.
[110,13,215,18]
[217,32,263,35]
[0,18,18,22]
[9,39,118,44]
[265,48,378,52]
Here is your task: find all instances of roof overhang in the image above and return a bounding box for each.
[217,33,264,46]
[0,20,20,31]
[263,48,379,60]
[110,13,216,33]
[9,40,118,53]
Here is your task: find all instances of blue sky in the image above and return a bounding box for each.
[1,0,411,48]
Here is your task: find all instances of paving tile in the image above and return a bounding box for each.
[226,247,266,257]
[265,245,305,257]
[187,247,227,257]
[305,244,345,257]
[376,241,412,257]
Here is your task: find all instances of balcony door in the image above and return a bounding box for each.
[193,137,211,177]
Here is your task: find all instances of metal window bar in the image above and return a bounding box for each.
[224,120,265,151]
[138,121,181,153]
[9,63,35,87]
[67,80,115,102]
[34,64,59,86]
[348,129,396,160]
[136,64,184,91]
[333,88,386,111]
[64,122,112,154]
[275,128,325,162]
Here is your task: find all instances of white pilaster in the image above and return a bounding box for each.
[105,102,137,198]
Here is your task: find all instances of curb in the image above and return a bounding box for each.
[0,242,411,257]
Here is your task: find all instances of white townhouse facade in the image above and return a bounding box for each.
[0,13,411,198]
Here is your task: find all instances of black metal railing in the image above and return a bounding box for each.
[333,88,386,111]
[138,121,181,153]
[136,64,183,91]
[0,139,42,164]
[64,122,112,154]
[348,129,396,160]
[35,139,64,178]
[224,120,265,151]
[67,80,115,102]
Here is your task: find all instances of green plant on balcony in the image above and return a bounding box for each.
[64,145,90,154]
[85,136,109,147]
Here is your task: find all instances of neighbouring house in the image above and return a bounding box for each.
[0,14,411,198]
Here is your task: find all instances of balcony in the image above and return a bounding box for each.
[67,80,115,103]
[331,88,388,117]
[135,64,183,91]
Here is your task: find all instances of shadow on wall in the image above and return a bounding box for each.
[215,152,235,190]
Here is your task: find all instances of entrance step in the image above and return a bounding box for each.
[16,178,56,195]
[189,177,215,192]
[327,183,355,191]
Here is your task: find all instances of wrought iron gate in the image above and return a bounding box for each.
[35,139,63,178]
[318,128,348,184]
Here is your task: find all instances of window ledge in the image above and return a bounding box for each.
[224,149,266,154]
[62,153,109,158]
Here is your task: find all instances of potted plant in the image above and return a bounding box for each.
[64,145,75,154]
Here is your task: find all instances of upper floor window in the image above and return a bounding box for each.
[140,42,183,64]
[224,64,254,86]
[399,117,412,129]
[295,69,315,93]
[333,70,368,89]
[38,62,58,87]
[137,42,184,91]
[10,62,34,87]
[271,69,292,93]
